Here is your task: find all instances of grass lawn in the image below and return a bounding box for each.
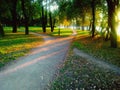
[48,28,73,37]
[0,27,43,68]
[1,27,120,89]
[30,27,73,37]
[17,26,73,37]
[50,30,120,90]
[73,33,120,67]
[3,27,120,67]
[56,29,120,67]
[50,51,120,90]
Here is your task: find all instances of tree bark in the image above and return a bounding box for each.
[91,0,96,37]
[11,0,18,33]
[21,0,29,35]
[49,12,55,32]
[82,15,85,31]
[89,20,92,31]
[41,6,47,33]
[106,0,119,48]
[0,22,4,37]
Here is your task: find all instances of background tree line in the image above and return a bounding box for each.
[0,0,120,48]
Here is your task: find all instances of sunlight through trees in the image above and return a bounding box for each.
[0,0,120,48]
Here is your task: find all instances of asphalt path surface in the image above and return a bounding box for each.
[0,33,73,90]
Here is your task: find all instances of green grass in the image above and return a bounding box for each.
[2,27,120,89]
[2,27,120,67]
[72,33,120,67]
[4,26,42,33]
[48,28,89,37]
[4,26,78,37]
[29,26,43,33]
[5,26,73,37]
[0,27,43,68]
[29,27,73,37]
[48,28,73,37]
[50,52,120,90]
[50,30,120,89]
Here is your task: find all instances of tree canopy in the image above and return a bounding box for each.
[0,0,120,48]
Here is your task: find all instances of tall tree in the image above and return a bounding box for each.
[41,6,47,33]
[0,5,4,37]
[48,0,57,32]
[21,0,30,35]
[40,0,48,33]
[0,0,9,37]
[90,0,102,37]
[49,12,56,32]
[106,0,119,48]
[91,0,96,37]
[9,0,18,33]
[0,23,4,37]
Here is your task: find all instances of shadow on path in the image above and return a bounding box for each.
[0,33,73,90]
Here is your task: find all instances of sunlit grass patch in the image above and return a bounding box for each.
[0,31,43,68]
[29,26,43,33]
[48,28,89,37]
[47,28,73,37]
[4,26,43,33]
[73,33,120,67]
[50,52,120,90]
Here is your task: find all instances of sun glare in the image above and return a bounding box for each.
[117,24,120,42]
[117,24,120,36]
[116,9,120,41]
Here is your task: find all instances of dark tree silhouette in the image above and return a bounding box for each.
[91,0,96,37]
[21,0,29,35]
[41,6,47,33]
[9,0,18,33]
[106,0,119,48]
[0,22,4,37]
[49,12,55,32]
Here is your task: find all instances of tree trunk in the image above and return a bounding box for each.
[82,15,85,31]
[106,0,119,48]
[91,0,96,37]
[105,26,110,41]
[49,12,56,32]
[89,20,92,31]
[49,12,53,32]
[25,20,29,35]
[11,0,18,33]
[0,22,4,37]
[42,6,46,33]
[21,0,29,35]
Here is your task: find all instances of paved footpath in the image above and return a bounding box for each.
[0,33,73,90]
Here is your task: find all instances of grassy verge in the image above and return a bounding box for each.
[30,27,73,37]
[50,50,120,90]
[14,26,73,37]
[48,28,73,37]
[0,28,43,68]
[50,30,120,89]
[72,33,120,67]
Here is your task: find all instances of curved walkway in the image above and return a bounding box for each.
[0,33,73,90]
